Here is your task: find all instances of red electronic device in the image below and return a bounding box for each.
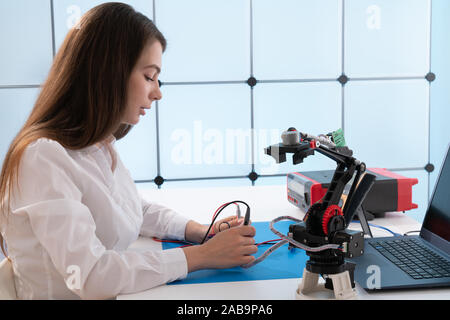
[287,168,418,219]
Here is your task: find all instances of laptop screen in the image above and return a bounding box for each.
[422,146,450,245]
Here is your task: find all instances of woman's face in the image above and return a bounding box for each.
[123,40,163,125]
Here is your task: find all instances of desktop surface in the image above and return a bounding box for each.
[118,185,450,300]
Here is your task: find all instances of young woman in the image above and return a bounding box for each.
[0,3,256,299]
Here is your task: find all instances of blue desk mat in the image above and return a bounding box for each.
[162,221,308,285]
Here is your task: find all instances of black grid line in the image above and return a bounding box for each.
[341,0,346,136]
[0,1,433,194]
[0,85,41,90]
[153,0,162,189]
[152,0,156,23]
[427,0,433,201]
[341,0,345,75]
[250,87,255,187]
[249,0,255,186]
[155,98,162,189]
[144,0,432,190]
[341,86,345,135]
[160,80,246,86]
[50,0,56,58]
[257,78,338,84]
[249,0,254,78]
[349,75,428,82]
[134,165,428,186]
[137,175,251,184]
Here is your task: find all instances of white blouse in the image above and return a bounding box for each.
[1,137,190,299]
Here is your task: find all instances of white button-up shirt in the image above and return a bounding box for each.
[2,137,190,299]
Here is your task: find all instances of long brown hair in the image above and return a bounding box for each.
[0,2,166,256]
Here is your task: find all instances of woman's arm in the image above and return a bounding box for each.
[184,220,209,244]
[13,139,189,299]
[140,197,257,273]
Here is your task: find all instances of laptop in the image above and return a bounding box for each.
[352,145,450,290]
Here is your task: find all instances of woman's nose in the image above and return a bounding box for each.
[151,84,162,101]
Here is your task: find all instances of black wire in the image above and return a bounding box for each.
[403,230,421,236]
[200,200,250,244]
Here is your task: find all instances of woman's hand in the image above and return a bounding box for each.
[211,215,245,235]
[182,225,257,272]
[184,215,247,244]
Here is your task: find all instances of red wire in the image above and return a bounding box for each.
[152,237,184,244]
[209,202,241,236]
[212,203,228,220]
[212,201,239,220]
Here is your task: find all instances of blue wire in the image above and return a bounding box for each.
[351,220,401,237]
[368,223,401,237]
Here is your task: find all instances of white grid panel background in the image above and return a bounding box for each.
[1,0,446,224]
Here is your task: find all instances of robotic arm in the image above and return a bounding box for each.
[264,127,376,291]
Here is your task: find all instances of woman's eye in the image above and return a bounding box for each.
[145,75,155,82]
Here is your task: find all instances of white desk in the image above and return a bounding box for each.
[118,185,450,300]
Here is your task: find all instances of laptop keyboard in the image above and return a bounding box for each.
[370,238,450,280]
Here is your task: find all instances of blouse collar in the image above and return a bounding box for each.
[79,135,116,154]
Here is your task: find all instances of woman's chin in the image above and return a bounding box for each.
[121,117,140,126]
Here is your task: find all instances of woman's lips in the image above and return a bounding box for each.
[140,106,150,116]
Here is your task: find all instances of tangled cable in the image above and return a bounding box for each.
[241,216,341,268]
[154,202,403,270]
[200,200,249,244]
[154,201,341,269]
